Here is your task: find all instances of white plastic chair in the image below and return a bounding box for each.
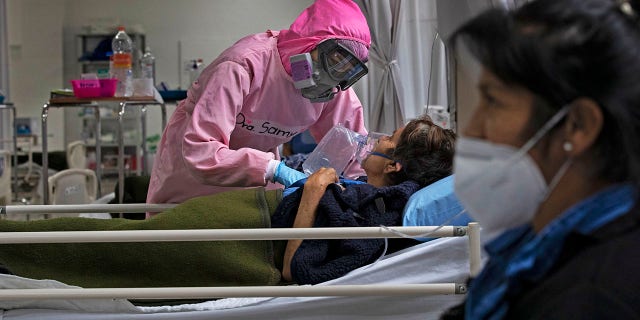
[47,169,97,218]
[0,149,11,205]
[66,140,87,169]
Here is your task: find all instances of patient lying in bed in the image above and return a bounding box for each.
[0,116,466,291]
[273,115,459,284]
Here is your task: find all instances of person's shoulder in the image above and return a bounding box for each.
[557,215,640,286]
[324,88,361,106]
[510,215,640,318]
[217,32,277,64]
[570,223,640,285]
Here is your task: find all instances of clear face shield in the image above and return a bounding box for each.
[454,41,483,134]
[290,39,368,103]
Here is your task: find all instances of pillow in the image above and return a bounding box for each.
[402,175,472,240]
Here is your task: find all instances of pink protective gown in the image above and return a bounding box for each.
[146,0,371,209]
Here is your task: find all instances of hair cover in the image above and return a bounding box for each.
[277,0,371,75]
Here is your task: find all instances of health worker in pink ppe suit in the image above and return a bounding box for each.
[146,0,371,212]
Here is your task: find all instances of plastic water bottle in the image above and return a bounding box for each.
[140,46,156,85]
[110,26,133,97]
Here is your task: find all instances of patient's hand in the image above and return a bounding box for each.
[284,167,340,282]
[305,167,340,193]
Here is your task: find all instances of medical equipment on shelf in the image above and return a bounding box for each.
[426,105,451,129]
[186,58,204,85]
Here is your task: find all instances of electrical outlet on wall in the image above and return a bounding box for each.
[183,59,204,86]
[424,105,451,129]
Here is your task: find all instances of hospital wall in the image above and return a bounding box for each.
[6,0,314,151]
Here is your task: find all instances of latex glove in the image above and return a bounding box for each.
[273,162,307,188]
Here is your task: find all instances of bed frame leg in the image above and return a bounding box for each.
[467,222,482,278]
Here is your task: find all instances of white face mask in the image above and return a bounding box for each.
[454,107,571,241]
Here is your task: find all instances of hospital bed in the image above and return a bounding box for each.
[0,203,482,320]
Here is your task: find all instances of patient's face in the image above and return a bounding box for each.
[361,127,404,186]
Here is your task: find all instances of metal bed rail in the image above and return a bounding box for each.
[1,203,177,215]
[0,226,467,243]
[0,203,481,300]
[0,284,468,300]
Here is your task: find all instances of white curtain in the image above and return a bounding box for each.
[353,0,530,134]
[398,0,447,119]
[356,0,404,134]
[0,0,7,99]
[355,0,446,134]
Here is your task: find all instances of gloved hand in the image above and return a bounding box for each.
[273,162,307,188]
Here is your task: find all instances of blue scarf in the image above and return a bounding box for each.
[467,184,636,320]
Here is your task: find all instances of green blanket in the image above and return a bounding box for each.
[0,187,286,289]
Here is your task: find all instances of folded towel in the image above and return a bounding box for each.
[0,187,285,289]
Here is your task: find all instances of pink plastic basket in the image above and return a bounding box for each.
[71,79,101,98]
[70,78,118,98]
[99,78,118,97]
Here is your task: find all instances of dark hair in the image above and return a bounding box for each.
[389,115,456,187]
[450,0,640,186]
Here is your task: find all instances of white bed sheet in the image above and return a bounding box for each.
[0,236,474,320]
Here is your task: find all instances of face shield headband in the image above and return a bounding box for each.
[290,39,368,103]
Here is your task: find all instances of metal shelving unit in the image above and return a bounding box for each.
[64,32,147,180]
[76,33,146,75]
